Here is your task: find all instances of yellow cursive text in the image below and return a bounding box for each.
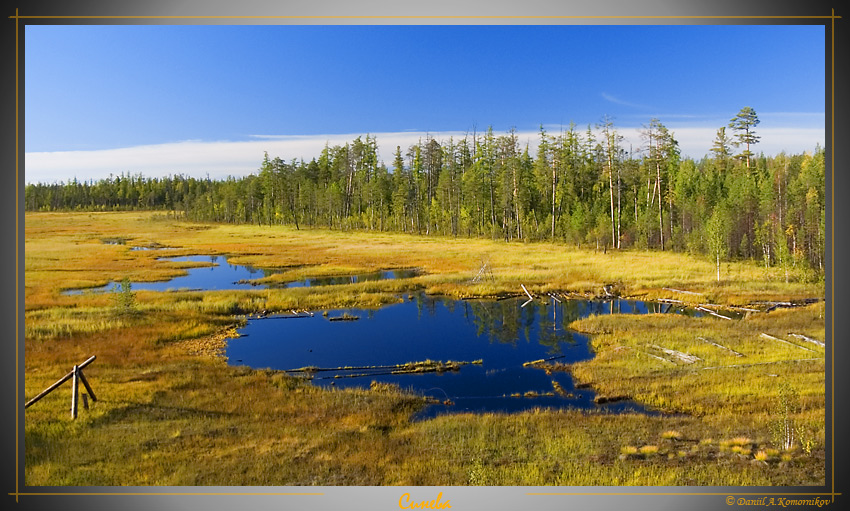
[399,491,451,509]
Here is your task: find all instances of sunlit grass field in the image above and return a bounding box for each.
[24,211,825,486]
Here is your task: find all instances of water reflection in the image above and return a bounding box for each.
[228,294,680,418]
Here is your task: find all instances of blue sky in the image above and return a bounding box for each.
[25,24,825,182]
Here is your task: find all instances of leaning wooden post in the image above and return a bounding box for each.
[71,365,79,419]
[77,370,97,403]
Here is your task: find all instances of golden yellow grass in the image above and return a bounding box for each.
[23,211,825,486]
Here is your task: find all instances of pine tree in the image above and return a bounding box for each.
[729,107,761,168]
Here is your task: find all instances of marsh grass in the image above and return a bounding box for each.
[23,212,825,486]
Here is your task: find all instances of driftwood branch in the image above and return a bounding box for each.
[514,284,534,307]
[647,344,701,364]
[697,337,745,357]
[727,306,761,313]
[760,333,817,353]
[787,333,825,348]
[696,306,733,320]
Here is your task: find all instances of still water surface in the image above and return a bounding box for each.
[228,295,693,418]
[65,255,417,293]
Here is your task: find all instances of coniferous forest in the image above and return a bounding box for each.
[25,109,826,281]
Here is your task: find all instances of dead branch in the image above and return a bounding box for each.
[759,333,817,353]
[696,336,745,357]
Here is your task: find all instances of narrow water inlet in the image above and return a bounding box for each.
[63,254,420,294]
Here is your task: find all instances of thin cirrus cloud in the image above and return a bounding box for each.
[25,123,824,185]
[600,92,650,110]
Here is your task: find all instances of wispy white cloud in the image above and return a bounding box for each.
[26,125,824,184]
[25,132,482,183]
[601,92,650,110]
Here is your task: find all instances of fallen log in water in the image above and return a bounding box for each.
[296,359,484,379]
[551,379,570,396]
[751,299,820,312]
[696,306,733,320]
[759,333,817,353]
[696,336,745,357]
[522,355,566,367]
[509,390,556,398]
[594,395,632,404]
[328,313,360,322]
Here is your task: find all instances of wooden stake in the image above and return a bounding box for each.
[71,365,79,419]
[77,370,97,402]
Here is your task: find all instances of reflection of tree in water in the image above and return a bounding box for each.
[415,294,439,320]
[460,299,557,349]
[536,302,572,351]
[409,295,668,357]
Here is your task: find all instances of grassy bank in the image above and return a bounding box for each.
[23,211,825,486]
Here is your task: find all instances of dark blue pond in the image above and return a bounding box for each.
[228,296,696,418]
[63,255,418,294]
[64,255,280,294]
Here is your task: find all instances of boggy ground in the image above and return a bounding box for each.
[23,211,825,485]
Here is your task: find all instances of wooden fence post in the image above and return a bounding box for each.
[25,356,96,409]
[26,356,96,420]
[78,370,97,403]
[71,365,79,419]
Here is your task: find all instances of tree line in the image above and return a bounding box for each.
[26,108,826,281]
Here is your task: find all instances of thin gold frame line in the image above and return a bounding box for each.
[527,492,842,496]
[830,7,836,505]
[6,14,844,20]
[14,6,19,505]
[10,492,324,496]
